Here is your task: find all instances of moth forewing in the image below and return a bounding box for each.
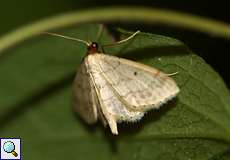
[92,54,180,112]
[85,53,150,134]
[73,62,98,124]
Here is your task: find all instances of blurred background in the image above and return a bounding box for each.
[0,0,229,87]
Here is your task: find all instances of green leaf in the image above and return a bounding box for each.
[0,24,230,160]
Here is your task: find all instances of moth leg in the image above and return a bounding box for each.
[97,105,108,127]
[164,71,178,76]
[107,117,118,135]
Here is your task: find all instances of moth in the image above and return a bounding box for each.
[45,30,180,135]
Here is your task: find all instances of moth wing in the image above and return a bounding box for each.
[93,54,179,112]
[86,55,144,135]
[73,62,98,124]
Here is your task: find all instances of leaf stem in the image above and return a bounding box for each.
[1,7,230,55]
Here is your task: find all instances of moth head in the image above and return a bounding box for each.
[87,42,99,54]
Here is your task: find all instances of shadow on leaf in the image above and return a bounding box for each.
[118,45,189,61]
[0,72,75,131]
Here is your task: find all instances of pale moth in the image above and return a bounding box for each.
[45,30,180,135]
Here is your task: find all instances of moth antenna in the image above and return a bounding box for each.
[96,24,104,41]
[86,32,90,44]
[102,30,140,47]
[42,32,90,46]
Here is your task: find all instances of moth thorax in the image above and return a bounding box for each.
[87,42,99,54]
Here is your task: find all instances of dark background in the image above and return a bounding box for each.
[1,0,229,87]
